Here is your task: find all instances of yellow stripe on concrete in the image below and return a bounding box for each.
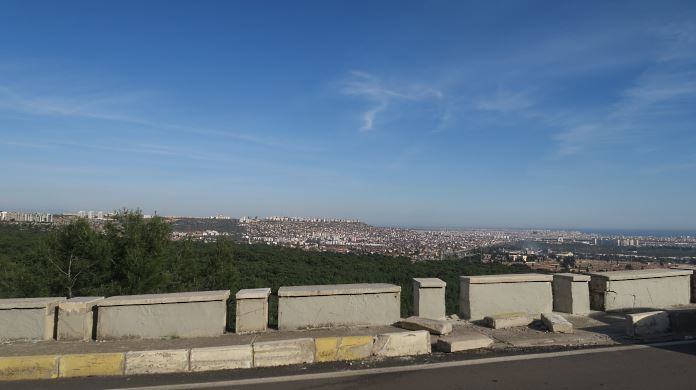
[337,336,374,361]
[0,355,59,381]
[59,353,125,378]
[315,336,374,362]
[315,337,340,362]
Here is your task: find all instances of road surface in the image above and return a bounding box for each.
[8,340,696,390]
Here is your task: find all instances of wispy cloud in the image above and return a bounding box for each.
[545,23,696,157]
[552,68,696,157]
[339,71,443,131]
[552,123,629,157]
[0,85,153,124]
[475,90,534,113]
[656,21,696,63]
[0,82,320,153]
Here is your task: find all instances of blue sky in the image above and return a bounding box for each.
[1,1,695,230]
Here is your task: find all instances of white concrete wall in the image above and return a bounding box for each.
[96,292,230,340]
[590,272,691,311]
[235,288,270,334]
[0,298,64,341]
[278,284,401,330]
[413,278,446,320]
[0,308,52,341]
[459,274,553,321]
[57,297,103,341]
[671,266,696,303]
[552,274,590,315]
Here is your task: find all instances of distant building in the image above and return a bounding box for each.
[0,211,53,223]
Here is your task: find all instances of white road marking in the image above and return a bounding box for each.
[107,339,696,390]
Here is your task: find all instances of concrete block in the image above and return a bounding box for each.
[0,355,59,381]
[125,349,189,375]
[436,332,494,352]
[460,274,553,320]
[59,353,124,378]
[97,290,230,340]
[484,312,533,329]
[671,265,696,303]
[314,336,374,362]
[626,311,670,337]
[57,296,103,341]
[413,278,446,320]
[190,345,253,371]
[0,297,65,341]
[553,273,590,315]
[372,330,431,357]
[278,284,400,330]
[398,316,453,335]
[235,288,270,334]
[589,269,691,311]
[541,312,574,333]
[253,338,315,367]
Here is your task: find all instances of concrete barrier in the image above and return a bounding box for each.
[626,311,670,337]
[314,336,374,362]
[124,349,189,375]
[277,284,401,330]
[57,296,104,341]
[484,312,533,329]
[398,316,452,335]
[0,330,434,381]
[235,288,270,334]
[372,330,431,357]
[0,297,65,341]
[459,274,553,321]
[190,345,253,371]
[0,355,59,380]
[96,290,230,340]
[553,273,590,315]
[436,332,493,352]
[58,353,124,378]
[413,278,446,319]
[252,338,315,367]
[541,312,573,333]
[671,265,696,303]
[589,269,691,311]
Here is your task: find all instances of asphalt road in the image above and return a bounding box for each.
[8,341,696,390]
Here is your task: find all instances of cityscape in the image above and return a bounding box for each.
[3,209,695,271]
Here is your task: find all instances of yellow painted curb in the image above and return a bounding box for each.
[0,355,59,381]
[315,336,374,362]
[315,337,340,362]
[59,353,125,378]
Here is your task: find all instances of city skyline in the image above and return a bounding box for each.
[2,207,695,236]
[2,1,696,230]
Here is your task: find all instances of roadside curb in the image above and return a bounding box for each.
[0,330,431,381]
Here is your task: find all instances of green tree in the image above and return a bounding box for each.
[203,238,240,291]
[38,218,110,298]
[0,255,20,298]
[105,209,172,295]
[168,238,203,291]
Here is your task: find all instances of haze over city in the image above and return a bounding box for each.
[2,1,696,230]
